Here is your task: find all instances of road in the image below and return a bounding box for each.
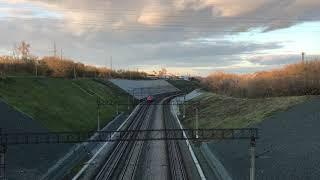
[94,96,200,180]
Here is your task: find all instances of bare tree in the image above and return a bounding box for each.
[158,68,167,78]
[17,41,30,60]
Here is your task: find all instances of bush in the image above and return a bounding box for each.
[0,55,147,79]
[203,60,320,98]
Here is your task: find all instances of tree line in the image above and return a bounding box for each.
[202,60,320,98]
[0,41,147,79]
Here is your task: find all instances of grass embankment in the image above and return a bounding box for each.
[0,77,129,131]
[167,80,201,93]
[182,92,308,129]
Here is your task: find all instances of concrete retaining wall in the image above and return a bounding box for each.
[110,79,179,99]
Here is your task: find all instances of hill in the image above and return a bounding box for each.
[181,92,320,179]
[182,92,308,129]
[0,77,130,131]
[167,79,201,93]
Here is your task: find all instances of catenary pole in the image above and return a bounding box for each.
[250,136,256,180]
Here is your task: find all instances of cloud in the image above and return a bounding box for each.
[248,55,299,65]
[151,41,282,59]
[0,0,320,75]
[173,0,267,16]
[6,0,320,34]
[248,54,320,66]
[117,40,283,73]
[137,1,168,25]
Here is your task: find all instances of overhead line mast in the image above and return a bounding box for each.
[53,41,57,57]
[110,56,113,79]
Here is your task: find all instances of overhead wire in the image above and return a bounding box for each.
[1,5,320,33]
[1,5,320,22]
[1,17,320,32]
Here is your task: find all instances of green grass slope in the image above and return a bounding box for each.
[167,80,201,93]
[182,92,309,129]
[0,77,129,131]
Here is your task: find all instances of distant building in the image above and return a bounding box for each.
[146,74,158,80]
[147,72,191,81]
[179,75,190,81]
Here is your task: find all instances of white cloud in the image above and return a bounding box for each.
[137,1,168,25]
[4,0,320,35]
[173,0,266,16]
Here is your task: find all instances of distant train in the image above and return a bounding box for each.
[147,95,154,103]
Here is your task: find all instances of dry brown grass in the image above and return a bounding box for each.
[202,60,320,97]
[0,55,147,79]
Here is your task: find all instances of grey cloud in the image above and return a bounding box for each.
[9,0,320,38]
[248,55,300,66]
[1,0,320,74]
[151,41,282,59]
[248,54,320,66]
[118,41,282,69]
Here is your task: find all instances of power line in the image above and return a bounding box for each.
[3,4,320,29]
[6,21,317,33]
[2,18,320,34]
[2,16,320,25]
[5,5,320,22]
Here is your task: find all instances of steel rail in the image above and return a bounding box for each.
[117,102,156,180]
[95,104,149,180]
[163,97,189,180]
[95,98,160,180]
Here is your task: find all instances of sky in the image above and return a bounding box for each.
[0,0,320,76]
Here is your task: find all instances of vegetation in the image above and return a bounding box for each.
[202,60,320,98]
[0,77,130,131]
[0,55,147,79]
[0,41,147,79]
[167,79,201,93]
[181,92,308,129]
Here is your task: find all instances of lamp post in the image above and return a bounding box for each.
[183,94,186,118]
[97,97,100,131]
[193,102,200,139]
[195,106,199,139]
[116,103,119,115]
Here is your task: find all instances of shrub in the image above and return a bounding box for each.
[0,55,147,79]
[203,60,320,98]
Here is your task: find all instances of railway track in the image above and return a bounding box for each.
[117,103,156,180]
[163,97,189,180]
[95,101,156,180]
[95,96,188,180]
